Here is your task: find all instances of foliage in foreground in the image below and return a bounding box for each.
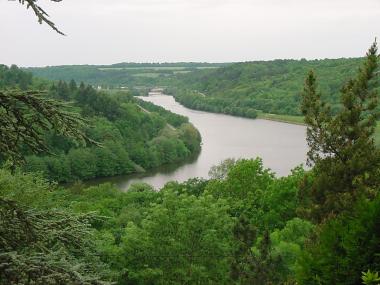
[362,270,380,285]
[1,155,378,284]
[0,171,110,284]
[296,196,380,285]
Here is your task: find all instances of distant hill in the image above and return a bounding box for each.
[171,57,365,116]
[25,62,229,89]
[26,58,371,116]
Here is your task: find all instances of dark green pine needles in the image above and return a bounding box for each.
[300,41,380,222]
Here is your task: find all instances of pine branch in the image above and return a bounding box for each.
[0,90,100,167]
[0,197,111,284]
[18,0,65,35]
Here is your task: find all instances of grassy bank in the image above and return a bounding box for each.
[258,112,380,145]
[257,112,305,125]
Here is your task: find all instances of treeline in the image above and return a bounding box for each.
[108,62,228,68]
[0,64,33,89]
[0,66,201,183]
[27,57,372,119]
[166,88,258,119]
[26,63,227,89]
[0,64,48,90]
[171,57,364,116]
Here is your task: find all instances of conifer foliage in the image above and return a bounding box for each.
[17,0,64,35]
[0,197,110,284]
[0,89,95,168]
[230,215,282,285]
[300,41,380,221]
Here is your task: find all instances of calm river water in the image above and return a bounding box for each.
[86,94,308,190]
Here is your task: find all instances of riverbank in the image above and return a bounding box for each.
[167,88,380,144]
[82,94,308,189]
[257,112,305,126]
[257,112,380,145]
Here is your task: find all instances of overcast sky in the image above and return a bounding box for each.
[1,0,379,67]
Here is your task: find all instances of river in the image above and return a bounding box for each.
[86,93,308,190]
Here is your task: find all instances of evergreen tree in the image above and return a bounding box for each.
[69,79,78,92]
[231,214,257,284]
[300,42,380,222]
[231,214,282,285]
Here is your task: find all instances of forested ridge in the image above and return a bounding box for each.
[0,65,201,183]
[167,57,365,117]
[28,57,370,119]
[26,63,228,90]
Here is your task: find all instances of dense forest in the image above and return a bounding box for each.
[1,43,380,284]
[166,57,365,117]
[28,57,370,119]
[1,157,379,284]
[0,65,201,183]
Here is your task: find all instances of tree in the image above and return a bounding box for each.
[0,170,111,284]
[230,214,282,285]
[120,190,234,284]
[296,195,380,285]
[0,90,96,169]
[208,158,236,180]
[17,0,65,35]
[69,79,78,92]
[300,42,380,221]
[0,199,109,285]
[230,214,257,284]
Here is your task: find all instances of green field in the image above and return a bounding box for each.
[98,66,188,71]
[173,70,192,74]
[133,73,161,78]
[97,66,221,71]
[257,112,305,125]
